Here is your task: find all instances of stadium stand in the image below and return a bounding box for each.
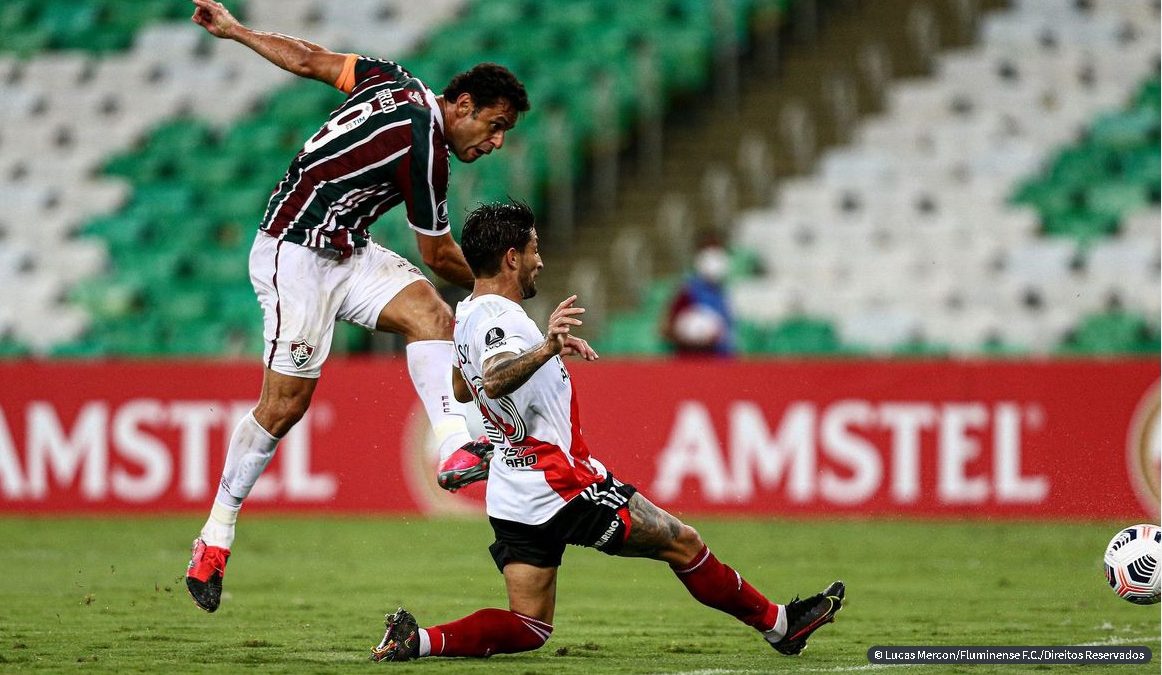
[0,0,1157,360]
[600,0,1160,356]
[1,0,790,357]
[0,0,466,356]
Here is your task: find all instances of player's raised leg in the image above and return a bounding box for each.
[187,369,316,612]
[371,563,557,661]
[619,492,844,655]
[374,279,492,488]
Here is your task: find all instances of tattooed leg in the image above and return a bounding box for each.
[619,493,704,565]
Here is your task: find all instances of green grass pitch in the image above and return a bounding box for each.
[0,516,1157,673]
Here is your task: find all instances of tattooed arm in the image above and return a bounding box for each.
[480,295,595,399]
[481,343,556,399]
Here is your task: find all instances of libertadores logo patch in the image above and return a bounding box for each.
[1127,381,1160,518]
[289,340,315,370]
[485,327,506,347]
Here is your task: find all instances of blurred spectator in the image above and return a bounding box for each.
[662,234,736,356]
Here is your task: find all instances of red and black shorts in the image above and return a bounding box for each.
[488,474,638,571]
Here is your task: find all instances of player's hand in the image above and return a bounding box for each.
[560,335,599,361]
[191,0,241,39]
[544,295,585,355]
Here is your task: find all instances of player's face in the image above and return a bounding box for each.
[516,230,543,299]
[447,95,516,163]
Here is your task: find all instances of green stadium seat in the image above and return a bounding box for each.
[68,277,144,321]
[1090,110,1160,151]
[149,283,212,324]
[0,0,37,33]
[117,248,191,286]
[0,339,32,358]
[104,149,175,184]
[1122,146,1161,187]
[38,1,102,49]
[215,284,261,326]
[735,320,768,354]
[1060,311,1160,354]
[764,316,844,354]
[79,317,167,357]
[125,182,200,222]
[1043,209,1116,241]
[1049,147,1115,188]
[3,28,51,57]
[146,120,217,159]
[263,83,344,125]
[181,151,253,190]
[204,186,271,227]
[162,320,233,356]
[79,213,153,251]
[190,245,250,285]
[1085,181,1149,221]
[891,340,950,357]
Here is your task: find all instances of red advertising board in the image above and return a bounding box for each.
[0,358,1156,519]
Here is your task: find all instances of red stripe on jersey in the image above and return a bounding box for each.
[566,380,593,469]
[517,434,602,504]
[506,380,602,503]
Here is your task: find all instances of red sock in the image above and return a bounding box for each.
[672,545,780,631]
[423,608,552,657]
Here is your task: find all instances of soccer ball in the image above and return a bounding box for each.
[1103,524,1161,605]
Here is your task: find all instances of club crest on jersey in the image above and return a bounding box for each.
[436,199,448,225]
[485,327,506,347]
[289,340,315,369]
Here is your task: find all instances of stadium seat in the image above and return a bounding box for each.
[714,0,1159,356]
[1059,311,1161,354]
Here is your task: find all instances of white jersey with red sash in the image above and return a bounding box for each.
[453,294,606,525]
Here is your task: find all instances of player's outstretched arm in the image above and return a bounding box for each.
[416,233,475,291]
[191,0,346,86]
[481,296,591,398]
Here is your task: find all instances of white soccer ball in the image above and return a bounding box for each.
[1103,524,1161,605]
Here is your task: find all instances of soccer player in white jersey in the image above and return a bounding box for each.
[370,202,844,661]
[184,0,527,612]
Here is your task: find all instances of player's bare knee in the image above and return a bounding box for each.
[414,301,454,340]
[255,395,310,436]
[378,280,454,341]
[675,523,704,558]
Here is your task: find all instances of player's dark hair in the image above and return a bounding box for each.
[461,200,536,277]
[443,63,530,114]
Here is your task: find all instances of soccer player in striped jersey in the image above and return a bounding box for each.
[184,0,528,613]
[370,202,844,662]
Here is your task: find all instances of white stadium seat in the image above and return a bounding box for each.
[728,0,1159,351]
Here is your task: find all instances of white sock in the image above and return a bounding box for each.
[406,340,472,461]
[764,604,788,642]
[417,628,432,657]
[200,500,241,549]
[202,411,280,547]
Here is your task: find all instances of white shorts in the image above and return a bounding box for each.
[249,232,429,378]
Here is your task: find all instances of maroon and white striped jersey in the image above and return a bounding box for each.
[260,55,450,257]
[454,294,606,525]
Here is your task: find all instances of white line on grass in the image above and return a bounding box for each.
[1075,634,1161,646]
